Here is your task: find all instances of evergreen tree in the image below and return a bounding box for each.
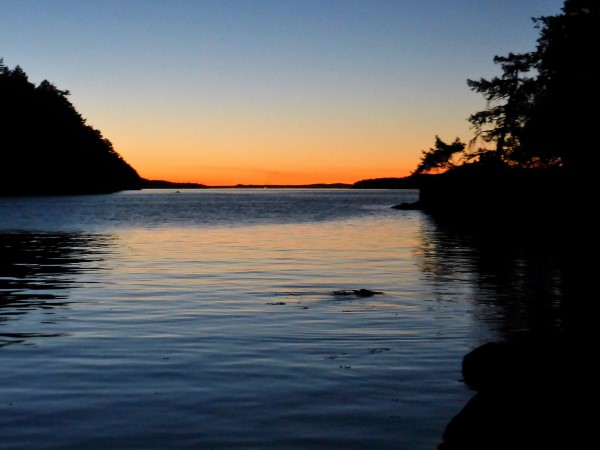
[521,0,600,175]
[413,136,465,175]
[461,0,598,173]
[466,53,537,167]
[0,60,143,195]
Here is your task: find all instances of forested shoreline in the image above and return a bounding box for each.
[0,61,143,195]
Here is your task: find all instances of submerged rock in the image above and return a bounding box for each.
[333,289,383,297]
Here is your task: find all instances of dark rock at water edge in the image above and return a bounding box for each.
[394,166,582,218]
[438,337,587,449]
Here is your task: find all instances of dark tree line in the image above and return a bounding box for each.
[414,0,598,177]
[0,60,143,195]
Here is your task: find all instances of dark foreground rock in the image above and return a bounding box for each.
[438,338,585,449]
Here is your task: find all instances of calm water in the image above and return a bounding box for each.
[0,189,568,449]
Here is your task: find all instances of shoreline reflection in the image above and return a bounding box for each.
[0,231,113,345]
[417,212,570,340]
[420,212,585,449]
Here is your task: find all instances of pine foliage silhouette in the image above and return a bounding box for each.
[462,0,598,174]
[0,59,143,195]
[413,136,466,175]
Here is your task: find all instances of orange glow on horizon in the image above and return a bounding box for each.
[88,87,447,187]
[124,149,418,186]
[109,127,425,186]
[135,165,415,186]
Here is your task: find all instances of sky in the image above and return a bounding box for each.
[1,0,565,186]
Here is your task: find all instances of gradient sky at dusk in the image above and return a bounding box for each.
[1,0,565,185]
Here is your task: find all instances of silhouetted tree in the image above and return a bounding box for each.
[413,136,465,175]
[520,0,600,175]
[466,53,537,167]
[0,60,143,195]
[463,1,598,173]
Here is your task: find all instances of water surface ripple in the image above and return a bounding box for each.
[0,189,565,449]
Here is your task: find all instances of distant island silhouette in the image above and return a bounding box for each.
[141,179,208,189]
[141,181,353,189]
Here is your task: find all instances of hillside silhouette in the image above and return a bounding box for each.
[0,60,143,195]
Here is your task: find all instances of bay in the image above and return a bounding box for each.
[0,189,567,449]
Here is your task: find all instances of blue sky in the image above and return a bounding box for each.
[1,0,565,185]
